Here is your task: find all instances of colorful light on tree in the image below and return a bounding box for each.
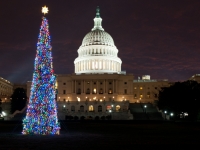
[22,7,60,135]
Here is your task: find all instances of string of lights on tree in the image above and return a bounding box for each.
[22,6,60,135]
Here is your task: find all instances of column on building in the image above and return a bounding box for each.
[105,80,107,93]
[82,80,84,93]
[86,60,88,70]
[113,79,114,94]
[84,80,86,94]
[90,60,92,70]
[116,80,118,93]
[97,80,99,94]
[79,62,81,71]
[90,80,92,95]
[72,80,74,93]
[98,60,100,70]
[74,80,76,94]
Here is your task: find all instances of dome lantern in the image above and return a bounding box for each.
[92,6,104,31]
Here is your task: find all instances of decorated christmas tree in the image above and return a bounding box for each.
[22,6,60,135]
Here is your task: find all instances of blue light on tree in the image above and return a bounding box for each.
[22,7,60,135]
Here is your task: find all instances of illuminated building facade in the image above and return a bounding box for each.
[53,8,169,120]
[0,77,13,102]
[26,7,171,120]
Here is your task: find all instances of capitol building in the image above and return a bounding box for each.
[36,7,169,120]
[1,7,175,120]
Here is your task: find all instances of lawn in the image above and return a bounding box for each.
[0,120,199,149]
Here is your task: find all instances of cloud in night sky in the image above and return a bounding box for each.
[0,0,200,83]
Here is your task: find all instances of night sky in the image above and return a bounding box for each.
[0,0,200,84]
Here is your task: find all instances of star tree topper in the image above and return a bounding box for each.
[42,6,49,15]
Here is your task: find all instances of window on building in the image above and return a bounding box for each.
[140,94,143,98]
[78,88,81,94]
[98,105,102,112]
[106,105,112,111]
[89,105,94,112]
[134,94,137,99]
[71,106,75,112]
[63,90,66,94]
[116,105,120,112]
[155,94,158,98]
[109,82,112,84]
[80,105,84,112]
[108,89,112,94]
[134,87,137,90]
[87,82,90,84]
[94,82,96,85]
[100,82,102,85]
[140,87,143,90]
[155,87,157,89]
[86,88,90,94]
[124,82,127,84]
[78,83,81,85]
[63,83,66,85]
[99,88,103,94]
[147,92,150,98]
[93,88,96,94]
[63,98,66,102]
[124,89,127,94]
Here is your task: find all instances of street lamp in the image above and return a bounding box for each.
[144,105,147,113]
[170,113,173,120]
[111,104,114,112]
[164,111,167,120]
[63,105,66,111]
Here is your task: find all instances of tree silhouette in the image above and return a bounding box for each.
[158,80,200,120]
[10,88,27,114]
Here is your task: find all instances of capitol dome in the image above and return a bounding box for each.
[81,30,115,47]
[74,7,122,74]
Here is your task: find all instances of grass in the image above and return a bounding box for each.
[0,120,199,149]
